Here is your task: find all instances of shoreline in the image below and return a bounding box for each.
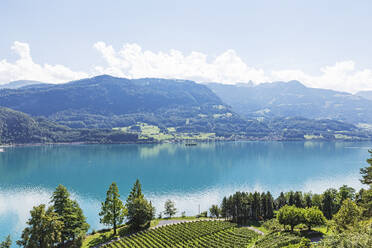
[1,137,372,148]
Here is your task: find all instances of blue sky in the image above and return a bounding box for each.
[1,0,372,92]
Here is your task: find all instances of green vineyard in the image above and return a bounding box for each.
[102,221,259,248]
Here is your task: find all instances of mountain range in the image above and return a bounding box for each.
[356,90,372,101]
[207,81,372,124]
[0,80,49,89]
[0,76,371,144]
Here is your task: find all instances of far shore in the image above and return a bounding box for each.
[1,137,371,149]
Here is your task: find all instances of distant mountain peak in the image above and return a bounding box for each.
[0,80,48,89]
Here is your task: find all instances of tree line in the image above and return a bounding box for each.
[211,183,365,225]
[2,180,154,248]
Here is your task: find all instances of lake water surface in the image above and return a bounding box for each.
[0,141,371,240]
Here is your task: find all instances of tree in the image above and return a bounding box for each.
[360,150,372,186]
[50,185,89,244]
[332,198,362,232]
[294,191,303,208]
[303,207,326,231]
[99,182,127,235]
[164,200,177,218]
[357,151,372,217]
[0,236,11,248]
[304,193,312,208]
[288,191,295,206]
[17,204,63,248]
[220,197,228,219]
[338,185,355,203]
[126,179,155,231]
[311,194,322,209]
[276,192,287,209]
[266,192,274,219]
[209,204,220,218]
[251,192,260,220]
[277,205,304,232]
[322,188,337,219]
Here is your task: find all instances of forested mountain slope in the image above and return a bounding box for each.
[207,81,372,124]
[0,75,259,135]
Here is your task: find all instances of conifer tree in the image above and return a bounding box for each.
[99,182,127,235]
[266,191,274,219]
[17,204,63,248]
[277,192,287,209]
[0,236,11,248]
[126,179,155,231]
[51,185,89,244]
[360,150,372,186]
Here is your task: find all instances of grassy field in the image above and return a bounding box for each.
[82,225,129,248]
[113,122,216,141]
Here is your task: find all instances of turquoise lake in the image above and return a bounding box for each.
[0,141,371,240]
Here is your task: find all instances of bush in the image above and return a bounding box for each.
[262,218,283,232]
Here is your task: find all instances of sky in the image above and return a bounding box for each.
[1,0,372,93]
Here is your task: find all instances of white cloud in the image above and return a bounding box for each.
[271,61,372,93]
[0,41,88,84]
[93,42,268,84]
[1,41,372,93]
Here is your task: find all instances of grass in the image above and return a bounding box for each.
[312,225,332,236]
[82,225,130,248]
[242,220,269,234]
[113,122,216,141]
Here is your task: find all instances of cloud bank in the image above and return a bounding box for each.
[0,41,88,84]
[1,41,372,93]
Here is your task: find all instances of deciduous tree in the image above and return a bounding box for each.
[209,204,220,218]
[303,207,326,231]
[277,205,304,232]
[164,200,177,218]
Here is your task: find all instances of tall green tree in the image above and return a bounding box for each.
[322,188,337,219]
[276,192,287,209]
[209,204,221,218]
[266,191,274,219]
[50,185,89,244]
[126,179,155,231]
[294,191,304,208]
[17,204,63,248]
[332,198,362,232]
[0,236,11,248]
[99,182,127,235]
[164,200,177,218]
[338,185,356,203]
[311,193,322,209]
[360,150,372,186]
[304,193,312,208]
[220,197,228,219]
[357,150,372,217]
[303,207,326,231]
[288,191,295,206]
[277,205,304,232]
